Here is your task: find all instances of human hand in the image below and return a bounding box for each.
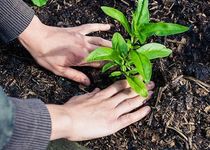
[18,15,112,85]
[47,80,155,141]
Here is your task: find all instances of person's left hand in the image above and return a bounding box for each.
[47,80,155,141]
[18,15,112,85]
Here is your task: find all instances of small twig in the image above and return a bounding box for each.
[78,84,89,93]
[167,126,188,141]
[155,85,168,107]
[166,39,187,45]
[172,75,184,84]
[165,112,175,129]
[148,85,168,126]
[184,76,210,92]
[129,126,136,140]
[120,0,130,6]
[147,112,154,126]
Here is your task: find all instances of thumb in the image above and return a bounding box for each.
[56,67,91,86]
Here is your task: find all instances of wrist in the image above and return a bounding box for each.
[46,104,71,140]
[18,15,49,56]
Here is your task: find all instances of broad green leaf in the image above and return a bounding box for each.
[137,43,172,59]
[101,6,132,35]
[112,33,128,57]
[130,50,152,83]
[102,62,117,73]
[110,71,122,77]
[136,33,147,44]
[132,0,149,34]
[126,76,148,97]
[137,22,189,43]
[86,47,113,62]
[32,0,47,7]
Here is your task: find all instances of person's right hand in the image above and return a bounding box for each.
[47,80,155,141]
[18,15,112,86]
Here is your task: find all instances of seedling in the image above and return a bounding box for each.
[32,0,47,7]
[87,0,189,97]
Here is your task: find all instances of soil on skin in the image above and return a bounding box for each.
[0,0,210,149]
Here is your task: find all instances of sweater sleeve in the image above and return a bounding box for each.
[0,0,34,43]
[3,98,51,150]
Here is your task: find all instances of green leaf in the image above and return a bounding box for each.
[110,71,122,77]
[102,62,117,73]
[137,22,189,43]
[128,68,138,75]
[86,47,113,62]
[130,50,152,83]
[112,33,128,57]
[132,0,149,34]
[137,43,172,59]
[101,6,132,35]
[126,76,148,97]
[32,0,47,7]
[136,33,147,44]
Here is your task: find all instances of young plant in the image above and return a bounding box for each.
[32,0,47,7]
[87,0,189,97]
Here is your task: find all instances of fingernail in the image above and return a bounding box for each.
[143,91,153,104]
[149,81,155,87]
[93,88,100,92]
[146,106,151,113]
[83,78,90,86]
[149,91,154,96]
[109,24,114,28]
[143,100,147,104]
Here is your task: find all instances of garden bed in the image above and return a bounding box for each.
[0,0,210,149]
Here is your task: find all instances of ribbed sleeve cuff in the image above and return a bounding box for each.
[0,87,14,150]
[4,98,51,150]
[0,0,35,43]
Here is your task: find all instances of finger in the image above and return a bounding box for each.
[91,88,101,93]
[86,43,99,51]
[115,91,153,116]
[114,106,151,131]
[111,87,153,108]
[78,88,101,100]
[111,88,139,107]
[79,61,105,68]
[76,23,111,35]
[147,81,155,90]
[86,36,112,48]
[95,80,130,99]
[55,66,90,86]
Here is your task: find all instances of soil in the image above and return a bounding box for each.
[0,0,210,149]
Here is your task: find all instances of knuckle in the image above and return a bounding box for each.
[94,92,105,98]
[115,80,122,87]
[124,88,133,94]
[124,114,133,123]
[97,37,103,44]
[53,69,62,76]
[74,32,83,39]
[84,42,91,50]
[57,67,66,75]
[54,72,59,76]
[83,24,92,28]
[125,100,133,107]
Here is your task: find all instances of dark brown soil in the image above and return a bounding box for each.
[0,0,210,149]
